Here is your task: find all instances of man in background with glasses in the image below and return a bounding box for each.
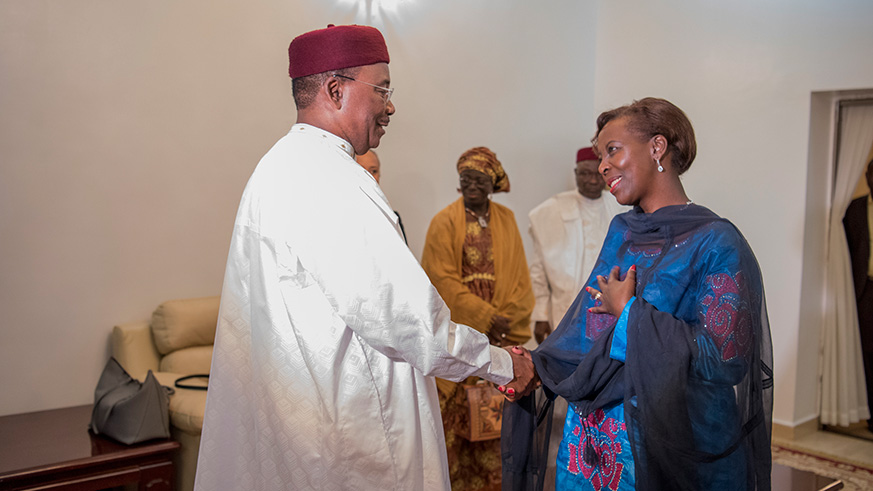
[195,24,535,491]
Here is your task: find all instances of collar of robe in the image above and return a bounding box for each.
[291,123,356,159]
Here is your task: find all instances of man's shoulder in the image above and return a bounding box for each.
[243,131,358,212]
[263,128,325,160]
[529,190,577,218]
[601,192,625,215]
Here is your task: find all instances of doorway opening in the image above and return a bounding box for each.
[804,89,873,443]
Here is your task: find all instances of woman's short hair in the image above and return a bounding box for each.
[291,66,361,110]
[592,97,697,175]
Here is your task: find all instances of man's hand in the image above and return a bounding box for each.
[488,315,511,346]
[497,346,539,402]
[534,321,552,344]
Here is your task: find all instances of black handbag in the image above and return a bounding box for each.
[89,357,174,444]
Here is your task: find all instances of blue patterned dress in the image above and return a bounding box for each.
[556,402,633,490]
[503,204,772,491]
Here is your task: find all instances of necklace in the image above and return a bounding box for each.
[465,207,490,228]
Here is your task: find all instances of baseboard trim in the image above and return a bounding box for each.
[773,418,819,441]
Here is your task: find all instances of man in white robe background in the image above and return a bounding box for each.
[526,146,625,489]
[528,147,625,342]
[194,25,535,491]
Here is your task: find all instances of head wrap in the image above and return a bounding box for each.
[288,24,390,79]
[576,146,598,163]
[457,147,510,193]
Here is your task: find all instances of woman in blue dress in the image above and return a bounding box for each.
[501,98,773,491]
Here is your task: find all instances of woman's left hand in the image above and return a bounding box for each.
[586,265,636,317]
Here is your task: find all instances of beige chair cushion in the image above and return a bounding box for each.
[169,388,207,435]
[154,372,207,435]
[151,296,219,355]
[160,345,213,374]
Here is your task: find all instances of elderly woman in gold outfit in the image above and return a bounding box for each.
[422,147,534,491]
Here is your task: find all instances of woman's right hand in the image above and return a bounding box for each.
[489,315,511,346]
[587,265,636,317]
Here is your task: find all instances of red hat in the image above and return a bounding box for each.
[576,147,598,163]
[288,24,390,78]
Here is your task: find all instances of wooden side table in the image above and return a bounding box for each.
[0,404,180,490]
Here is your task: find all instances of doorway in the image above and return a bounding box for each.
[809,91,873,442]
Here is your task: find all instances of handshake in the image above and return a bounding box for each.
[496,345,540,402]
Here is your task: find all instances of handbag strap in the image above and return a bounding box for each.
[174,374,209,391]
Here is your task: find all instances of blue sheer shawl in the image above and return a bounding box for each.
[502,204,773,491]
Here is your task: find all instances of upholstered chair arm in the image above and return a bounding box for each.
[111,321,161,381]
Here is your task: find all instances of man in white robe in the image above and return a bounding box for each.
[194,25,534,491]
[528,147,625,341]
[527,147,625,490]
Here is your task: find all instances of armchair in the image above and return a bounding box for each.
[111,296,218,491]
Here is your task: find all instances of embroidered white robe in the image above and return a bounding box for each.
[194,124,513,491]
[528,190,626,328]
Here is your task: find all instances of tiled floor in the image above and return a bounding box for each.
[773,428,873,469]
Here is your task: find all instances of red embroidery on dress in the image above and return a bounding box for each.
[586,310,616,339]
[586,271,629,339]
[565,409,625,490]
[701,271,751,361]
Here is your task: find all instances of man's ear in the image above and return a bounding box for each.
[325,76,343,109]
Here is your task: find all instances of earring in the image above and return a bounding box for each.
[656,158,664,173]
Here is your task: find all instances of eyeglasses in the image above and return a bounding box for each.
[333,74,394,103]
[574,169,601,179]
[459,176,492,187]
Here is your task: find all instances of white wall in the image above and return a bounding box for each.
[0,0,597,416]
[4,0,873,427]
[371,1,599,261]
[592,0,873,425]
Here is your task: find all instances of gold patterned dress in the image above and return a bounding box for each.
[439,210,501,491]
[421,197,535,491]
[461,211,496,303]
